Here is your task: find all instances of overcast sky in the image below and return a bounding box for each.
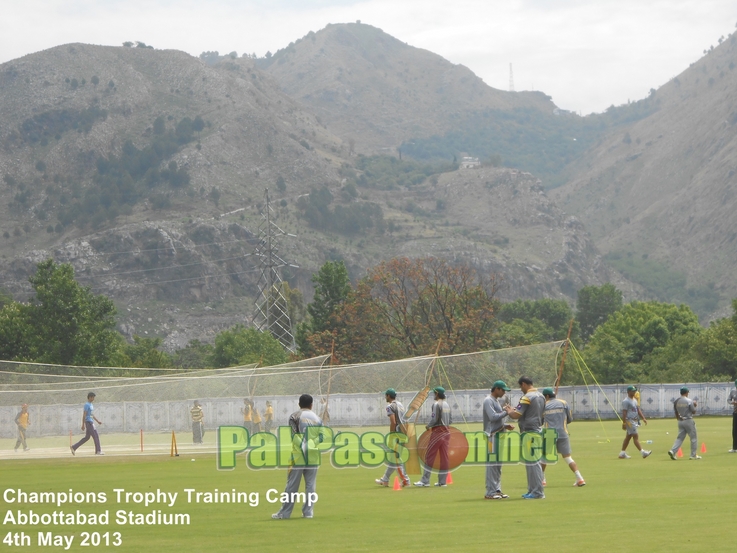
[1,0,736,114]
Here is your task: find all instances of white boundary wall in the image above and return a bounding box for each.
[1,382,734,439]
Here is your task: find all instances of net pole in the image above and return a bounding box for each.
[554,319,575,394]
[140,429,143,452]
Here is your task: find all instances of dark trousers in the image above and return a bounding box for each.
[73,421,101,453]
[732,413,737,450]
[15,426,28,450]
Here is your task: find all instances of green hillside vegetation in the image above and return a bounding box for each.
[5,114,204,232]
[604,252,720,319]
[401,97,659,189]
[340,155,457,190]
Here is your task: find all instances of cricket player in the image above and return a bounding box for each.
[541,388,585,487]
[415,386,452,487]
[668,387,701,460]
[190,401,205,444]
[620,385,651,459]
[264,401,274,433]
[71,392,103,456]
[728,380,737,453]
[504,376,546,499]
[241,399,253,435]
[14,404,30,452]
[483,380,514,499]
[272,394,324,520]
[375,388,411,488]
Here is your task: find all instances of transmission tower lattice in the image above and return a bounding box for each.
[509,63,514,92]
[253,189,298,352]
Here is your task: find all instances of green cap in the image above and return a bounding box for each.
[433,386,445,394]
[680,386,689,394]
[492,380,511,391]
[542,387,555,397]
[627,385,637,392]
[384,388,397,398]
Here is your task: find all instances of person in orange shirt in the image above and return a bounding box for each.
[14,404,30,452]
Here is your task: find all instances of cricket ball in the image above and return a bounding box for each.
[417,426,469,471]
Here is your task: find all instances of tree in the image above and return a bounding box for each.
[211,325,287,367]
[497,298,575,341]
[153,116,165,135]
[307,261,351,334]
[576,283,623,342]
[172,339,214,369]
[692,299,737,379]
[584,301,701,383]
[120,336,172,368]
[276,175,286,193]
[0,260,121,365]
[192,116,205,134]
[303,258,501,362]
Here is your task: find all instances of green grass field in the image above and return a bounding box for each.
[2,418,736,552]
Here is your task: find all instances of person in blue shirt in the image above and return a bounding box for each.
[71,392,104,456]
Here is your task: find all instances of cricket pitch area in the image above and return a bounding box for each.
[1,417,735,552]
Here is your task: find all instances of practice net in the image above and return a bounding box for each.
[0,342,566,457]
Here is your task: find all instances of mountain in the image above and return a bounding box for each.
[259,22,555,152]
[551,35,737,318]
[0,41,626,350]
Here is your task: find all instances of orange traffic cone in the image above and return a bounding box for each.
[446,472,453,485]
[677,448,683,458]
[701,442,707,454]
[393,477,401,491]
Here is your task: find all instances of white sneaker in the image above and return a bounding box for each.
[729,449,737,453]
[413,482,430,487]
[271,513,285,519]
[689,455,702,460]
[95,452,105,456]
[618,452,631,459]
[375,479,388,487]
[641,450,652,458]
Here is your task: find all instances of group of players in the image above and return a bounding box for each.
[9,378,737,521]
[377,377,583,500]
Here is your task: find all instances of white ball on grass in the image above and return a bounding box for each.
[191,458,196,461]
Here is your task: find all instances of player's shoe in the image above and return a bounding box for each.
[70,446,75,456]
[573,479,586,487]
[375,479,388,487]
[618,452,631,459]
[522,493,545,499]
[413,482,430,487]
[668,450,676,460]
[401,478,411,488]
[95,451,105,456]
[434,483,447,487]
[271,513,285,519]
[23,448,30,452]
[641,450,652,458]
[729,449,737,453]
[689,455,702,460]
[302,514,313,519]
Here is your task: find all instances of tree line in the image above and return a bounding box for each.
[1,258,735,384]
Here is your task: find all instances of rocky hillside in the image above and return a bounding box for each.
[551,34,737,317]
[259,22,555,153]
[0,42,627,350]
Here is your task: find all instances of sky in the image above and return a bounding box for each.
[1,0,736,114]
